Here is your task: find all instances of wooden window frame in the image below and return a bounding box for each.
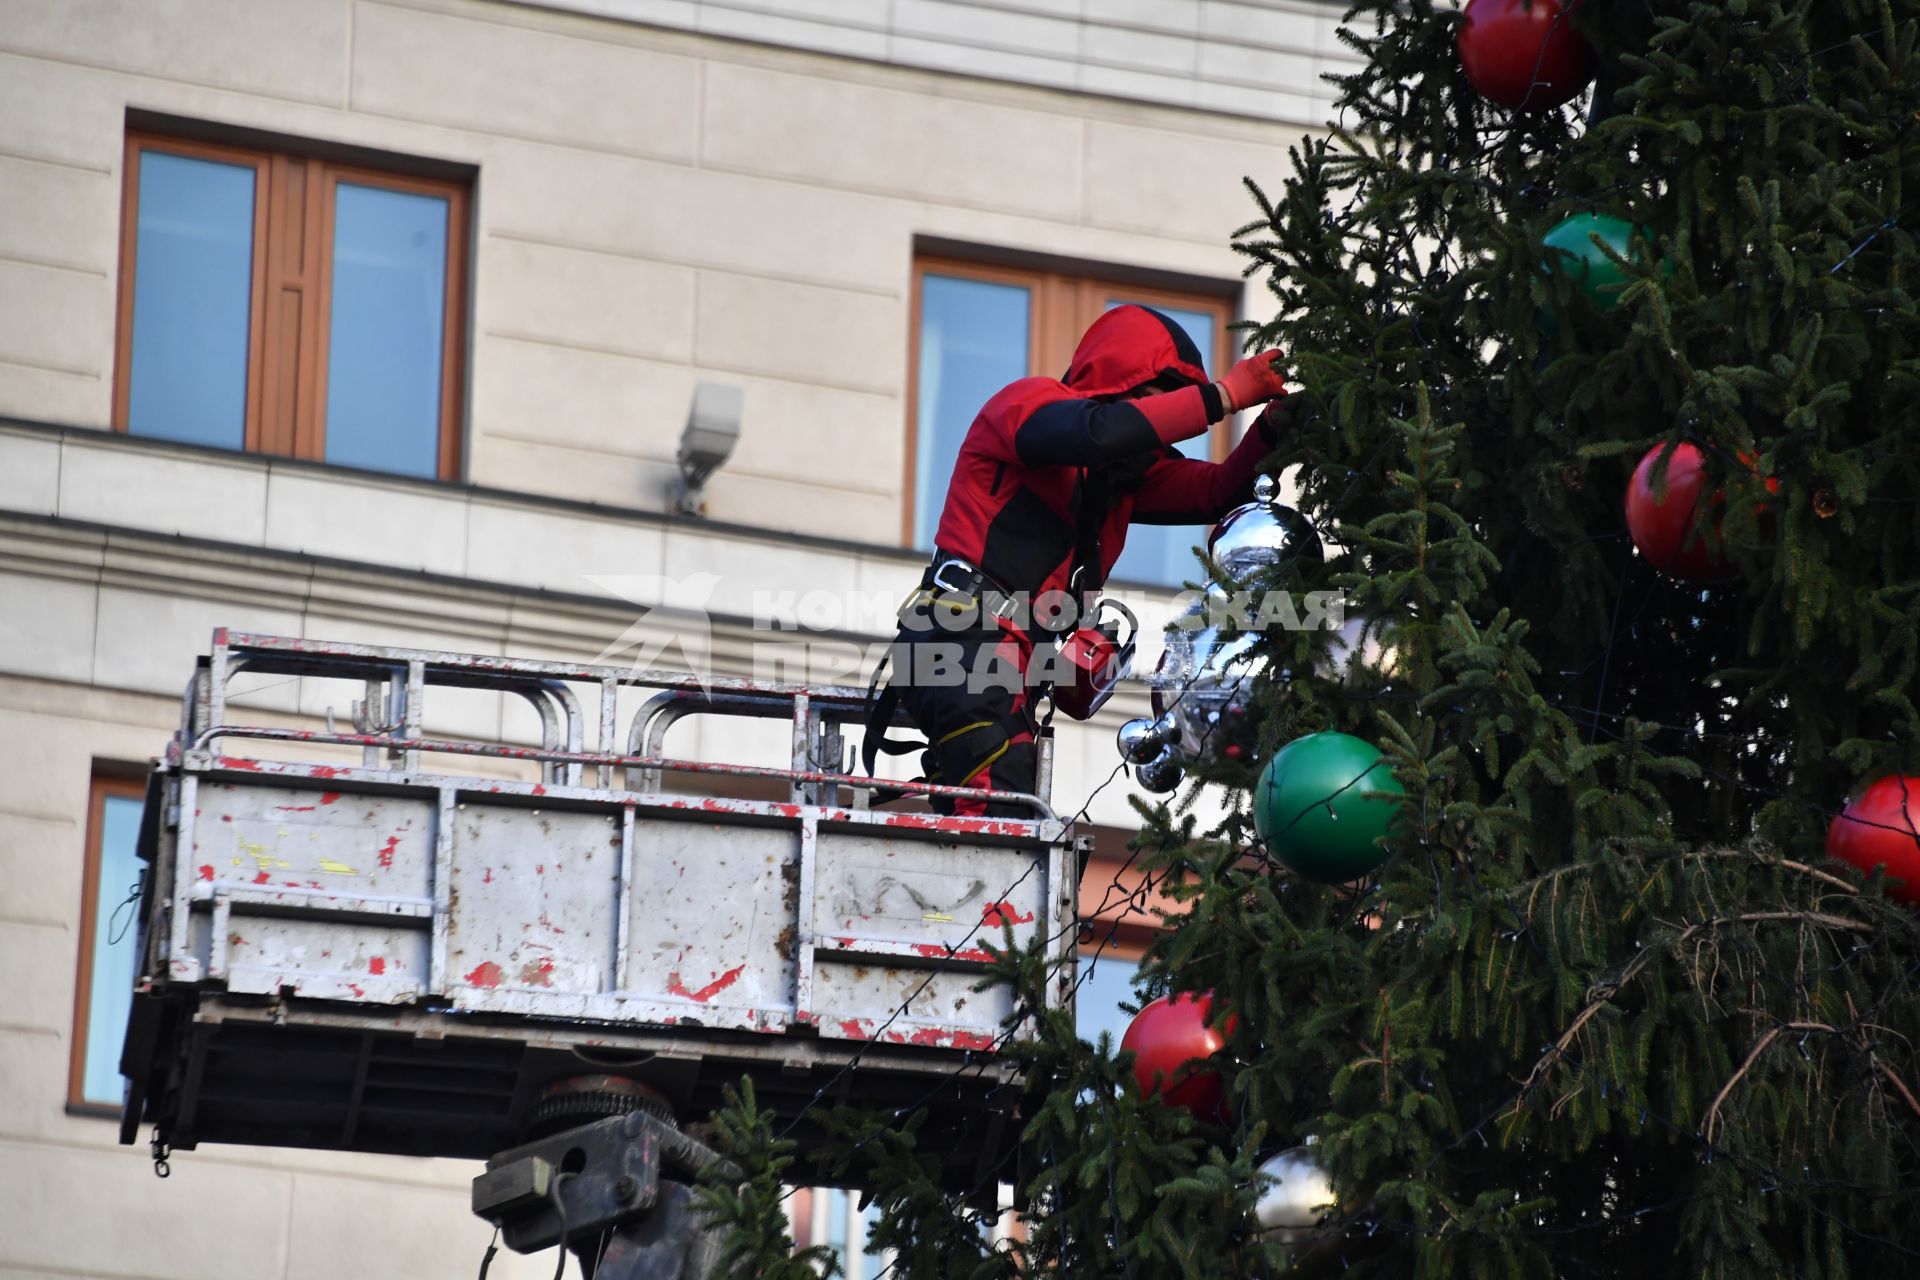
[906,253,1236,547]
[112,129,470,482]
[67,771,147,1116]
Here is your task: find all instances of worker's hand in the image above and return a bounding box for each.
[1216,349,1289,413]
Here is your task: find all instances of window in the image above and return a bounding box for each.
[113,131,469,480]
[908,255,1238,587]
[69,773,146,1111]
[817,1187,888,1278]
[1075,951,1142,1048]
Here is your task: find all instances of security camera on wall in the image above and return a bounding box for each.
[673,381,742,516]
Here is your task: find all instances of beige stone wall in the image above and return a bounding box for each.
[512,0,1350,123]
[0,0,1339,1270]
[0,0,1327,543]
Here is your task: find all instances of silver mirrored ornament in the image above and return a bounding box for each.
[1117,716,1176,765]
[1319,611,1399,683]
[1251,1144,1336,1244]
[1150,585,1262,762]
[1134,747,1186,794]
[1205,474,1321,580]
[1132,480,1321,776]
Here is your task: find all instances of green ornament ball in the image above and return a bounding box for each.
[1254,732,1405,883]
[1541,212,1640,312]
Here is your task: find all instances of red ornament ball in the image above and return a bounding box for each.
[1120,991,1235,1120]
[1828,775,1920,904]
[1624,443,1778,584]
[1458,0,1595,110]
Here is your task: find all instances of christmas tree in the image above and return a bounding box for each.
[703,2,1920,1275]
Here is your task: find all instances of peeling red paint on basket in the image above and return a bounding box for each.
[218,756,263,771]
[531,784,547,796]
[981,901,1034,927]
[198,865,215,882]
[483,867,493,884]
[319,791,341,805]
[520,957,556,987]
[465,961,505,988]
[276,804,316,813]
[368,957,387,976]
[252,871,272,885]
[838,1019,871,1039]
[346,983,365,997]
[915,942,996,964]
[309,766,345,779]
[377,836,400,869]
[667,964,745,1003]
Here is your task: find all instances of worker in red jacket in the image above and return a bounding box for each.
[865,304,1291,816]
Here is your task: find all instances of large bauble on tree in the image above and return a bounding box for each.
[1624,443,1778,584]
[1252,1145,1337,1245]
[1543,212,1639,312]
[1255,732,1405,883]
[1121,991,1235,1121]
[1458,0,1594,110]
[1828,775,1920,904]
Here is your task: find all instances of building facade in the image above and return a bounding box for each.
[0,0,1353,1273]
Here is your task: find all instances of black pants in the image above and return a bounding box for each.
[891,613,1038,818]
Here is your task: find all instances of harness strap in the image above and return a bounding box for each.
[1071,466,1112,598]
[859,651,921,775]
[924,719,1013,785]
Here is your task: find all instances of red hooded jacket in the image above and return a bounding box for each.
[931,304,1276,607]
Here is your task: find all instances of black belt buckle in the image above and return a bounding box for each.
[930,558,976,597]
[929,556,1018,623]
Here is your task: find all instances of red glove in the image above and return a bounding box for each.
[1216,349,1289,413]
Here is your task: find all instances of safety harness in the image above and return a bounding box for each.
[858,470,1111,791]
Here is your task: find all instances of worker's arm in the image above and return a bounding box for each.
[1013,384,1225,468]
[1127,405,1283,525]
[1013,350,1290,469]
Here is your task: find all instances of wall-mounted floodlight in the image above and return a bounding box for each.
[674,381,742,516]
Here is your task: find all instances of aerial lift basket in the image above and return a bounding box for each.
[118,630,1086,1190]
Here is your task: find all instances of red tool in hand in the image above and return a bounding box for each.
[1051,598,1137,721]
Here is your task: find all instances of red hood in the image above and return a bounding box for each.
[1062,305,1212,399]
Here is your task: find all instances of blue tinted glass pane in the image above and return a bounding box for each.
[1075,953,1141,1049]
[1106,300,1222,585]
[83,794,145,1106]
[127,150,256,449]
[1111,518,1213,587]
[819,1188,882,1270]
[325,182,449,478]
[915,275,1030,549]
[826,1188,849,1248]
[858,1201,883,1271]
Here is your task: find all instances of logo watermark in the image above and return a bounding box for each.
[583,576,1344,691]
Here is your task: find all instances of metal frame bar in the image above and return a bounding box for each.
[197,630,1055,817]
[211,629,882,702]
[191,726,1057,821]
